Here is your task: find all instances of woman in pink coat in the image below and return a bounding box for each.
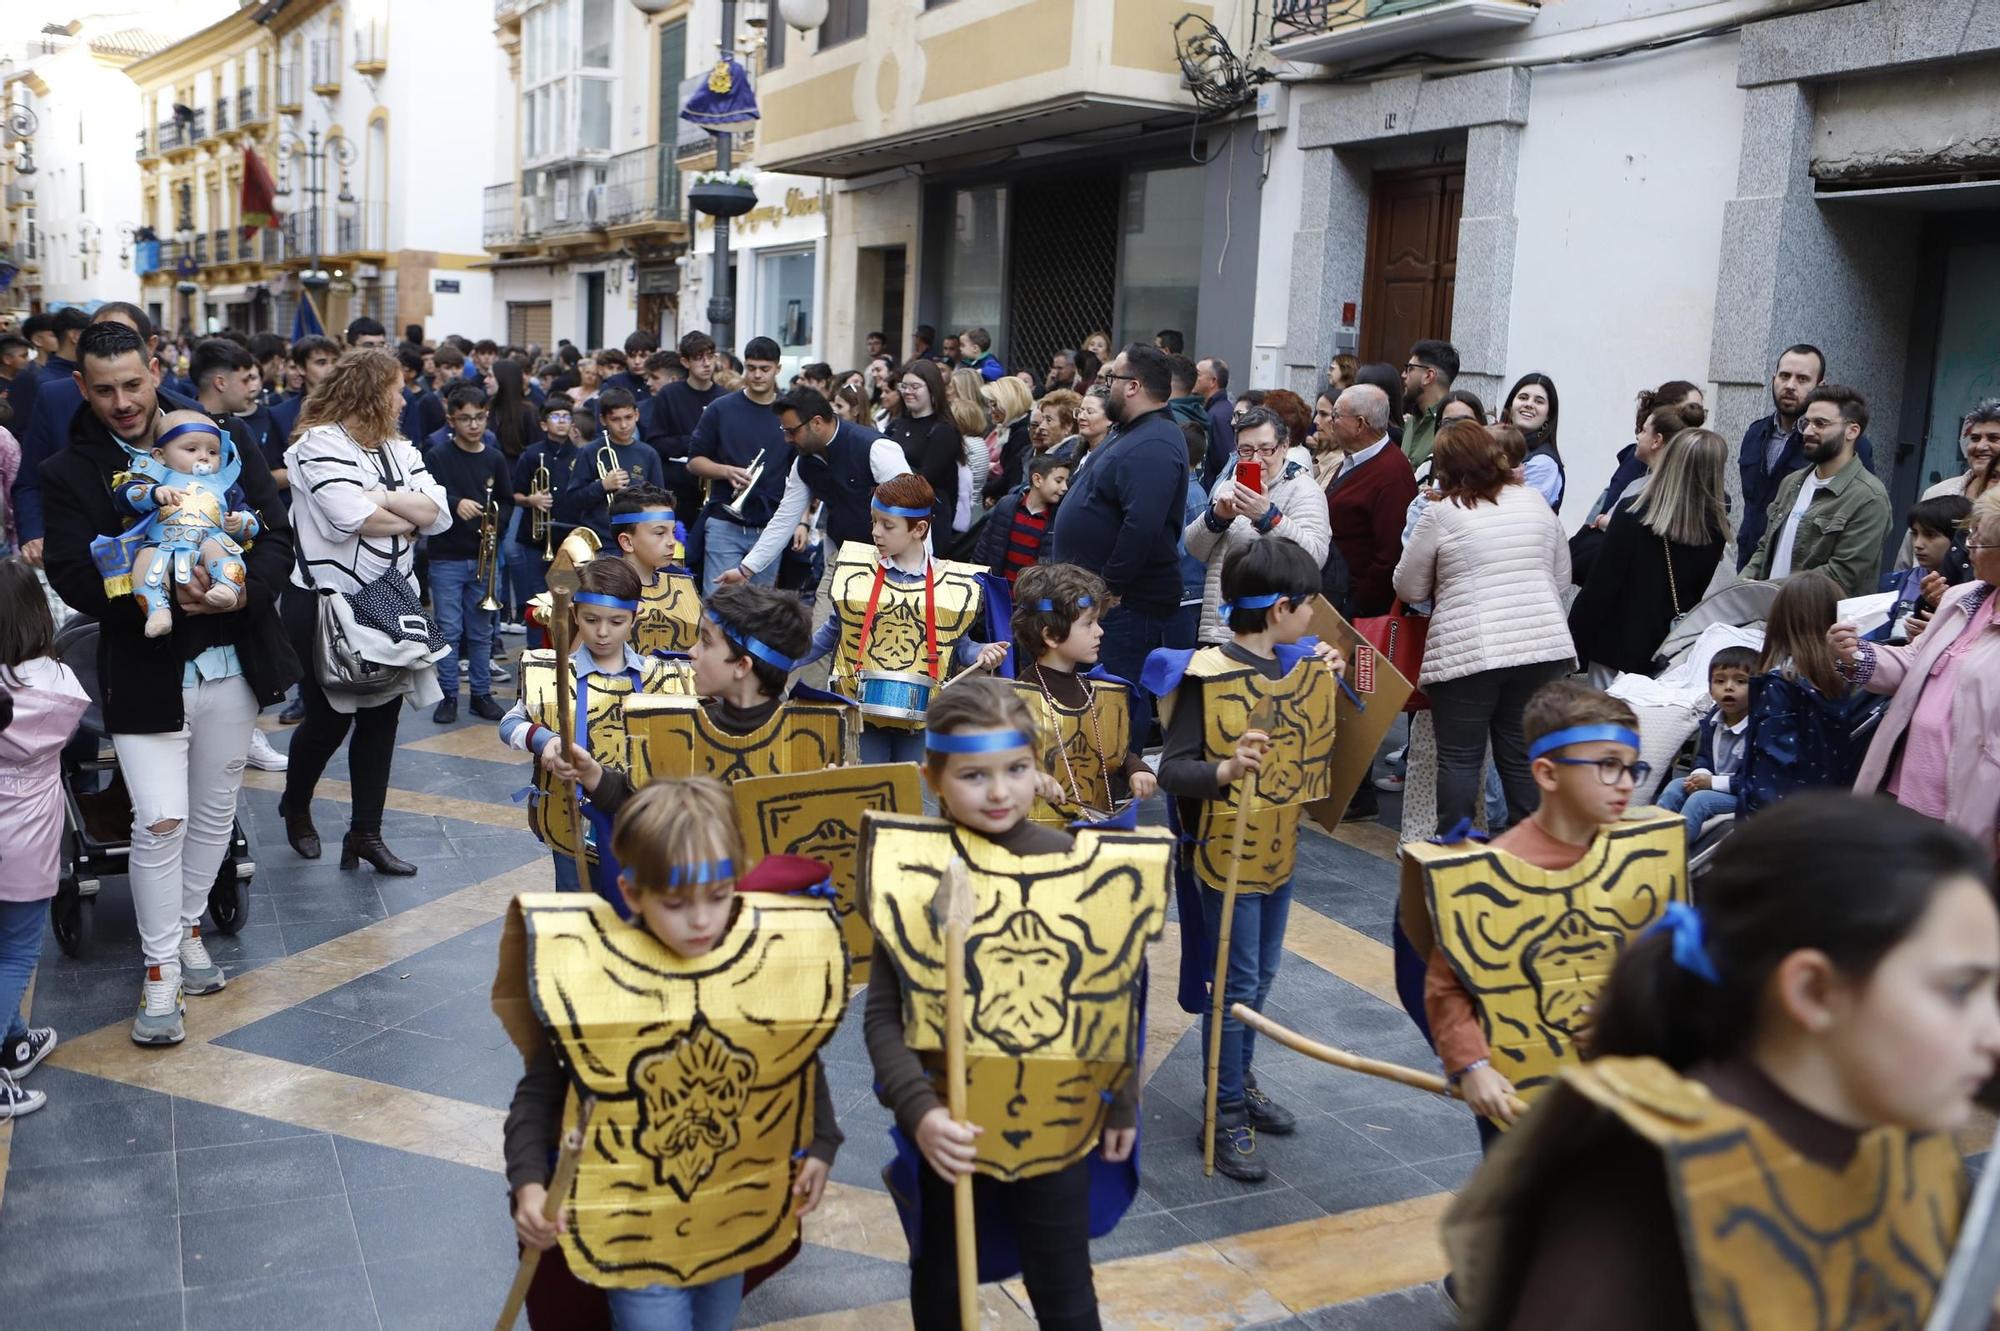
[0,556,90,1119]
[1831,488,2000,860]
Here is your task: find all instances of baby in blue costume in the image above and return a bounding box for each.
[105,410,260,637]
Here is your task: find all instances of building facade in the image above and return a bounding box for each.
[481,0,693,351]
[126,0,495,340]
[1260,0,2000,534]
[0,17,212,316]
[755,0,1254,376]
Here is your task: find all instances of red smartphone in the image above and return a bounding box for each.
[1236,460,1262,495]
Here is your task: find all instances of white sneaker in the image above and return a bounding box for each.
[500,621,527,636]
[0,1069,44,1119]
[132,963,186,1046]
[179,926,228,995]
[246,728,288,772]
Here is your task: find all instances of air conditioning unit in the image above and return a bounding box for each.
[552,176,571,223]
[355,262,380,279]
[583,184,605,226]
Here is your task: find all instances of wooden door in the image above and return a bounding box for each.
[1359,166,1463,365]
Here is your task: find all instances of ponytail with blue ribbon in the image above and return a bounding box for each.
[1643,901,1720,984]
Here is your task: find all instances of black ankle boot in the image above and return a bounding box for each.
[283,803,322,860]
[340,831,417,876]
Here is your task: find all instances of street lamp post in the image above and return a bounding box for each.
[274,127,357,302]
[174,183,199,336]
[3,103,37,178]
[709,0,739,354]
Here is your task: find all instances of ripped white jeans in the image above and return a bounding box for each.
[111,676,257,967]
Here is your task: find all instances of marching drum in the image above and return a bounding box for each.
[856,670,935,723]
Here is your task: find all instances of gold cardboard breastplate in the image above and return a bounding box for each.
[521,652,696,857]
[1180,649,1338,895]
[828,541,984,728]
[634,570,700,655]
[1417,814,1687,1112]
[858,813,1171,1180]
[623,693,855,787]
[1012,675,1131,827]
[1574,1057,1962,1331]
[499,893,846,1288]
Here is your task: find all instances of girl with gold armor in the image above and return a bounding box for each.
[1449,795,2000,1330]
[859,678,1172,1327]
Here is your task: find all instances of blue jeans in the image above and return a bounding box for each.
[430,557,497,697]
[701,515,778,594]
[508,541,547,616]
[858,724,926,765]
[0,899,43,1041]
[606,1274,744,1331]
[1198,879,1293,1113]
[1097,603,1170,756]
[1658,779,1734,842]
[552,850,581,892]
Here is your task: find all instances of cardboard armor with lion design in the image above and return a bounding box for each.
[1413,811,1687,1120]
[1010,673,1132,827]
[827,540,985,731]
[492,892,847,1288]
[1444,1056,1964,1330]
[518,649,695,861]
[1163,647,1339,896]
[857,812,1172,1180]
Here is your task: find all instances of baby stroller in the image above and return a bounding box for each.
[48,616,254,957]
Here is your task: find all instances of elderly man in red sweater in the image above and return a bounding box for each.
[1322,383,1419,618]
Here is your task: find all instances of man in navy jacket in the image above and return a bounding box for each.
[1048,342,1190,754]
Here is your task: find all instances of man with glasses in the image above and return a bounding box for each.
[719,386,909,595]
[1049,343,1192,755]
[1323,384,1417,619]
[1399,339,1459,470]
[1188,405,1332,645]
[1743,382,1890,598]
[424,383,514,723]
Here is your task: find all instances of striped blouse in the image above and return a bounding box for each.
[285,424,451,595]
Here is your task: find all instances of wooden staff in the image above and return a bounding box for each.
[1202,713,1268,1176]
[932,857,979,1331]
[545,568,591,893]
[492,1096,595,1331]
[1231,1004,1528,1118]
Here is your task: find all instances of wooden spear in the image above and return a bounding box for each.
[931,857,980,1330]
[1231,1004,1528,1118]
[492,1096,595,1331]
[545,566,591,894]
[1203,708,1269,1176]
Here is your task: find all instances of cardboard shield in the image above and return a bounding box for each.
[1304,596,1415,829]
[828,540,985,728]
[1412,811,1687,1114]
[492,892,845,1289]
[1010,674,1131,827]
[633,569,701,656]
[521,651,696,858]
[624,693,856,787]
[731,764,925,982]
[858,813,1172,1180]
[1176,647,1340,896]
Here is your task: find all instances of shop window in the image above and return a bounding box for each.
[938,184,1006,358]
[1117,165,1202,357]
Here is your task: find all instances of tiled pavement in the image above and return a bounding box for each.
[1,704,1465,1330]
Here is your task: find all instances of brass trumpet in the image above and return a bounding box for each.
[595,433,620,483]
[476,476,503,612]
[530,459,553,562]
[722,449,767,517]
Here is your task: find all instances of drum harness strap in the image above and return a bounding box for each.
[854,559,941,681]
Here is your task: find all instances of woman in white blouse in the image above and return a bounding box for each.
[278,349,450,876]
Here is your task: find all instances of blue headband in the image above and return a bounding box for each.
[705,608,800,673]
[622,858,736,890]
[1218,592,1285,618]
[1035,595,1093,612]
[611,509,676,526]
[158,420,224,448]
[1643,902,1720,984]
[924,728,1036,755]
[574,592,640,613]
[1527,724,1642,761]
[872,498,930,520]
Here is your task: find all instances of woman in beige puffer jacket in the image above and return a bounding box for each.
[1393,419,1575,834]
[1185,407,1331,645]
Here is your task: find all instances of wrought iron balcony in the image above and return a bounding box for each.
[309,39,341,93]
[277,62,303,109]
[332,201,387,254]
[260,226,286,264]
[483,182,518,246]
[1269,0,1537,64]
[603,145,682,228]
[193,233,209,266]
[238,86,266,127]
[212,98,231,134]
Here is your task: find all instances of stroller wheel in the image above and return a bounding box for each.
[51,878,92,957]
[207,860,251,936]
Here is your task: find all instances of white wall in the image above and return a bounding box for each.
[19,47,147,307]
[1249,88,1311,391]
[380,2,494,258]
[1501,35,1745,520]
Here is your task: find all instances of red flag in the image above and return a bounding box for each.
[240,146,280,242]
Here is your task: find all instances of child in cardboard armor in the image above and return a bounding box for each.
[1446,794,1997,1331]
[96,411,259,637]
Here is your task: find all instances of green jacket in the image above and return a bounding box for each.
[1743,450,1891,598]
[1403,401,1442,470]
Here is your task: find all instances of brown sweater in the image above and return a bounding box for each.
[862,818,1140,1139]
[1503,1060,1866,1330]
